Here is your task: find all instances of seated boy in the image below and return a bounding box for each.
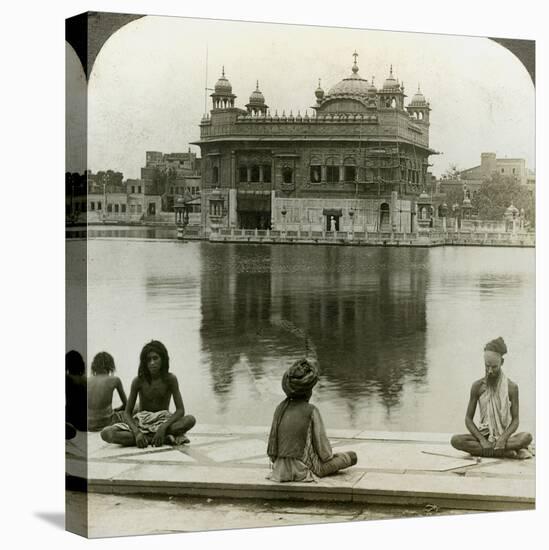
[100,341,195,447]
[88,352,128,431]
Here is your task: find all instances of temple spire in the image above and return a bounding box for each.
[352,51,359,73]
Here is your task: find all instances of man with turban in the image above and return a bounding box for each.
[267,358,357,482]
[450,337,533,458]
[101,340,196,448]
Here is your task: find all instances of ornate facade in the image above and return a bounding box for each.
[194,54,436,235]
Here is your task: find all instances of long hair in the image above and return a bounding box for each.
[138,340,170,383]
[91,351,116,375]
[66,350,85,376]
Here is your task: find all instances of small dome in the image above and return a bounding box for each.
[214,67,232,94]
[367,77,377,94]
[418,190,431,201]
[410,85,427,106]
[505,203,519,215]
[383,65,399,89]
[249,81,265,104]
[315,79,325,99]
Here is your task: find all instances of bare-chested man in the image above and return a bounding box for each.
[450,337,532,459]
[88,352,127,431]
[100,340,196,448]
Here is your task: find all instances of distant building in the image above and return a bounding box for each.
[85,171,162,223]
[140,150,202,211]
[461,152,535,186]
[440,152,535,196]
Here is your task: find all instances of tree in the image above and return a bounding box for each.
[95,170,124,192]
[472,173,535,226]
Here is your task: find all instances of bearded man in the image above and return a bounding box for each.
[450,337,533,459]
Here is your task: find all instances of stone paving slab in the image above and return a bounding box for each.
[120,449,197,463]
[352,472,535,511]
[353,430,453,443]
[199,438,267,462]
[333,441,485,472]
[67,427,535,512]
[465,459,536,478]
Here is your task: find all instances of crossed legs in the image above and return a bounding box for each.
[101,414,196,446]
[450,432,532,458]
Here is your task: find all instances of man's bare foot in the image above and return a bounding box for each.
[516,448,533,460]
[168,434,190,446]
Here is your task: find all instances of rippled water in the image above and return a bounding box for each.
[68,239,535,435]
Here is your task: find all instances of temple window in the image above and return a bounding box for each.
[251,165,260,182]
[239,166,248,182]
[212,166,219,184]
[326,166,339,183]
[209,200,223,216]
[344,166,356,182]
[282,166,293,184]
[263,165,272,183]
[310,164,321,183]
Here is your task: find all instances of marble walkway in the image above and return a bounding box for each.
[65,425,535,512]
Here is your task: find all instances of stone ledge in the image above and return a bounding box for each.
[67,427,535,512]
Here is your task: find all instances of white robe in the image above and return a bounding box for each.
[478,373,511,443]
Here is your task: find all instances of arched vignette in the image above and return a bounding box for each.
[65,11,145,80]
[489,38,535,85]
[66,13,535,87]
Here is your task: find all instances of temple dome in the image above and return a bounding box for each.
[214,67,232,94]
[410,86,427,106]
[315,79,325,100]
[325,55,369,99]
[249,81,265,104]
[326,73,369,97]
[383,65,399,89]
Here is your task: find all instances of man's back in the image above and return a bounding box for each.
[88,375,120,410]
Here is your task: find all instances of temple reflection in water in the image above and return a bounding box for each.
[200,244,428,424]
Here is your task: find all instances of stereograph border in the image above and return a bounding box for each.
[64,10,536,539]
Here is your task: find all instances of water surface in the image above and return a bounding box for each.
[69,240,535,435]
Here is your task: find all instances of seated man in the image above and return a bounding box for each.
[87,351,127,431]
[100,340,195,447]
[267,358,357,482]
[66,350,87,436]
[451,337,533,459]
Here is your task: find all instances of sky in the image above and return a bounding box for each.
[67,15,535,179]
